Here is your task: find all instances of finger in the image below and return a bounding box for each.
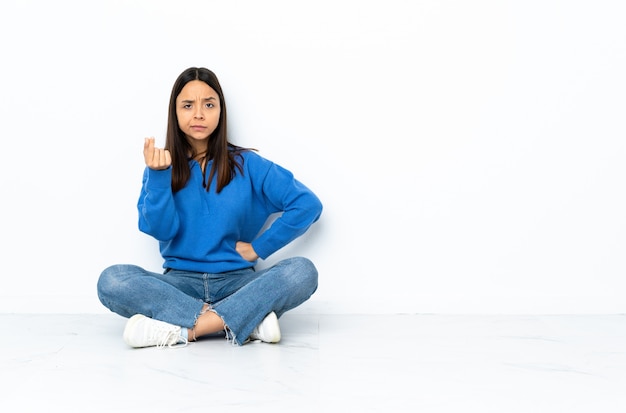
[154,148,164,167]
[164,149,172,167]
[143,137,155,164]
[144,137,155,151]
[158,148,167,166]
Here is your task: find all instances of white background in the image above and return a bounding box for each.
[0,0,624,314]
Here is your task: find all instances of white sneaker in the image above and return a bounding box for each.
[123,314,187,348]
[249,311,281,343]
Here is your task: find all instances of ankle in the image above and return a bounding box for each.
[189,327,198,342]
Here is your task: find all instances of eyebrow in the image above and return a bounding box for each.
[180,97,217,103]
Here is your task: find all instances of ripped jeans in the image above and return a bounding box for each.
[96,256,318,345]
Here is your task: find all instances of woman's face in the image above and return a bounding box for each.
[176,80,221,146]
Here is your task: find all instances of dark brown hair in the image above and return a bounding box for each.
[165,67,251,193]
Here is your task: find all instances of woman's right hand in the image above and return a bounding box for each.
[143,137,172,170]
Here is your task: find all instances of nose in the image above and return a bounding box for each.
[193,107,204,119]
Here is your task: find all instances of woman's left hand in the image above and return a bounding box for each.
[236,241,259,262]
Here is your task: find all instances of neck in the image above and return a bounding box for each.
[187,137,209,157]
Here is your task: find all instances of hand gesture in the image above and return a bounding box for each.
[143,137,172,170]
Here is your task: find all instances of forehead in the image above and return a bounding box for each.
[177,80,218,100]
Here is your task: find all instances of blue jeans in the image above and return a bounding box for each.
[97,256,318,345]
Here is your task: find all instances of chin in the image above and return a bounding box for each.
[188,134,210,140]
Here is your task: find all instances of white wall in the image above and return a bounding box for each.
[1,0,624,314]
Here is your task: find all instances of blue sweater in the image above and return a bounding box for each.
[137,150,323,273]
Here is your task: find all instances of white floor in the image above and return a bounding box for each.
[2,313,626,412]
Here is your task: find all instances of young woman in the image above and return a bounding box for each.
[97,67,322,348]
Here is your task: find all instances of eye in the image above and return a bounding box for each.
[183,104,192,109]
[206,103,214,109]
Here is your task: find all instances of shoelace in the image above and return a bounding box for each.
[153,328,188,349]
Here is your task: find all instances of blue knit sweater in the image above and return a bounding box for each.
[137,150,322,273]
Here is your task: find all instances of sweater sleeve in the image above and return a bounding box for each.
[137,166,180,241]
[251,160,323,259]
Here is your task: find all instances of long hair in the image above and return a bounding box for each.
[165,67,251,193]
